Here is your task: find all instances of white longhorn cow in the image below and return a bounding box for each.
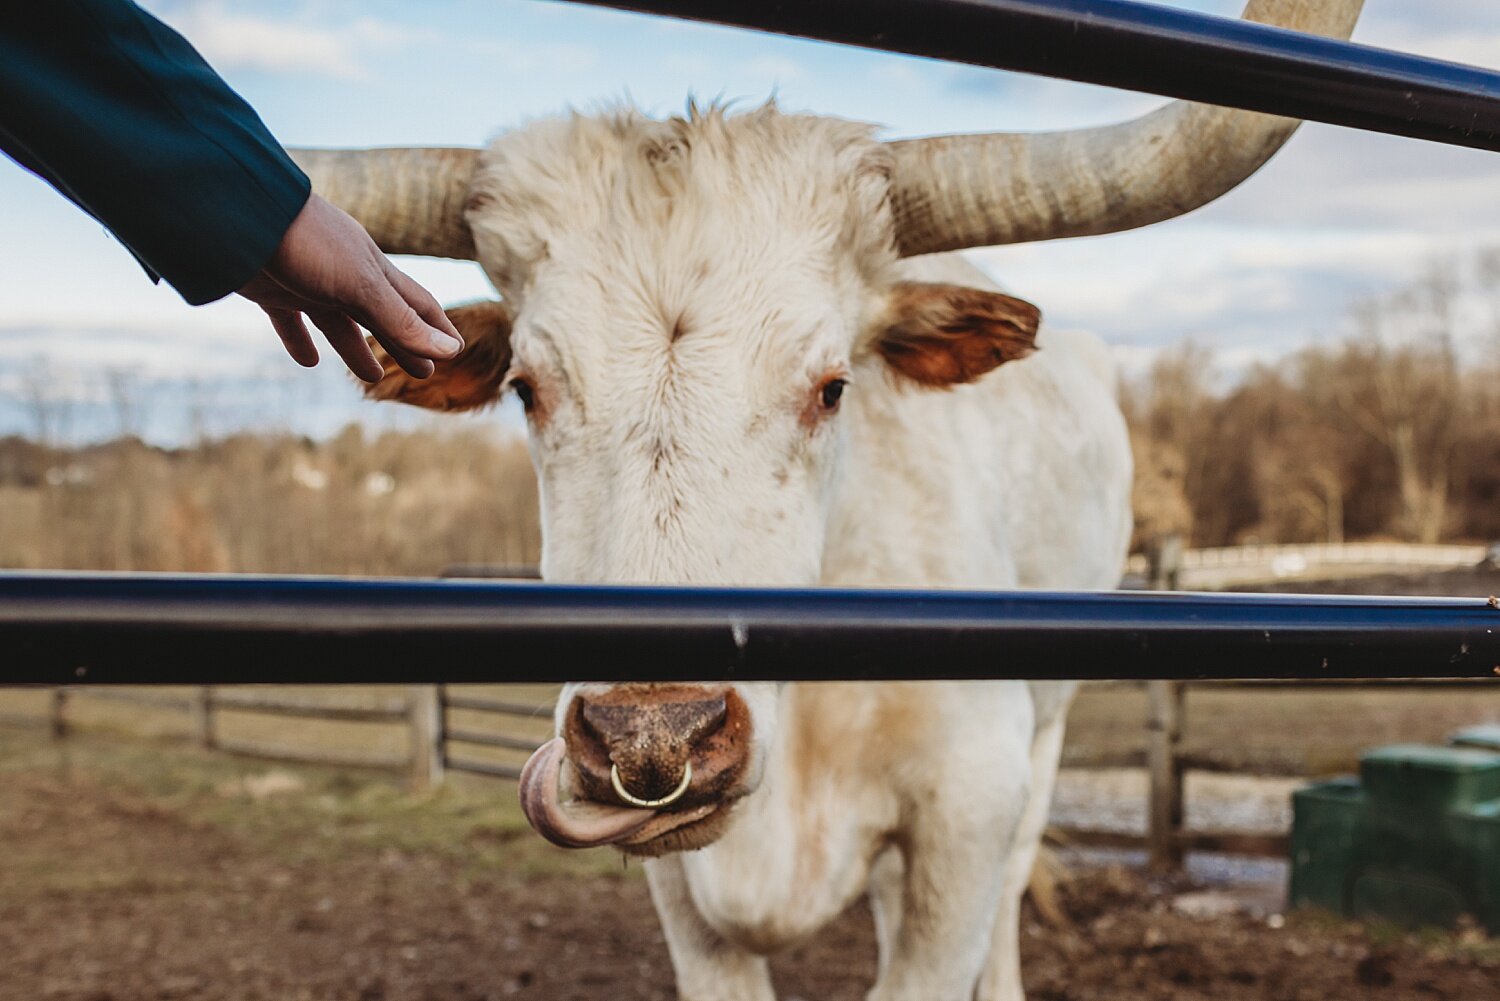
[291,2,1361,997]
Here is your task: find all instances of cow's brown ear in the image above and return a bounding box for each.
[874,282,1039,387]
[365,300,513,411]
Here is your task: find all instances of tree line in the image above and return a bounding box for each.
[1129,258,1500,550]
[0,426,541,575]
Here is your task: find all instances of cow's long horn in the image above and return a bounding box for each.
[287,147,480,260]
[888,0,1364,257]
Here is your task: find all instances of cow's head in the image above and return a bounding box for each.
[291,0,1362,855]
[354,110,1044,854]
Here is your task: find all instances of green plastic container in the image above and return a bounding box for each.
[1450,723,1500,752]
[1289,744,1500,932]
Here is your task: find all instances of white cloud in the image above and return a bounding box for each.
[150,2,432,82]
[969,222,1460,358]
[1393,30,1500,69]
[1206,126,1500,234]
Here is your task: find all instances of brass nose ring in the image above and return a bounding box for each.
[611,760,692,808]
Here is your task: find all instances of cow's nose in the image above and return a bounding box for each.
[562,687,738,807]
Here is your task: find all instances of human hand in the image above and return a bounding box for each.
[238,194,463,382]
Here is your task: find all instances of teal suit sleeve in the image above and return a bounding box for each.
[0,0,311,304]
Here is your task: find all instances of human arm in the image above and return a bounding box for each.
[0,0,459,378]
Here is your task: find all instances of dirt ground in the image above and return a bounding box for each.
[3,732,1498,1001]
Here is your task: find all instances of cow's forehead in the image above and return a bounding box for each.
[511,257,853,414]
[466,103,901,307]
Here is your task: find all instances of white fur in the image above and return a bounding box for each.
[468,106,1132,1001]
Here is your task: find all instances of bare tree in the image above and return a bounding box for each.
[103,366,147,439]
[1122,341,1217,545]
[1336,271,1460,543]
[17,358,66,446]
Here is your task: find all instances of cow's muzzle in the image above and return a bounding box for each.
[519,684,752,851]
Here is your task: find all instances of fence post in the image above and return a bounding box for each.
[1147,532,1184,590]
[1145,532,1186,871]
[409,685,445,790]
[191,687,216,748]
[1146,679,1186,871]
[49,687,68,740]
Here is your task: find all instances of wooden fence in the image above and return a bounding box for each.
[7,677,1486,872]
[438,690,551,782]
[0,685,550,790]
[1123,541,1487,589]
[1096,537,1495,869]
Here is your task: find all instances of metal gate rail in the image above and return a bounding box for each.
[572,0,1500,152]
[4,573,1500,684]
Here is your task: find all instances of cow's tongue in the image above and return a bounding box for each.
[519,738,718,849]
[519,738,657,848]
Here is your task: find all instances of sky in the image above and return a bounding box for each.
[4,0,1500,443]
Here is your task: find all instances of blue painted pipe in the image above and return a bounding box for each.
[566,0,1500,152]
[3,572,1500,683]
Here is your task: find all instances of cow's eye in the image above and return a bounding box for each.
[820,378,847,411]
[510,378,536,411]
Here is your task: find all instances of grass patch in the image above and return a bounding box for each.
[0,725,629,903]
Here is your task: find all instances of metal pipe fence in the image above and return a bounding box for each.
[8,573,1500,685]
[571,0,1500,152]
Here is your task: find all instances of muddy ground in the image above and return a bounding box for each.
[3,736,1497,1001]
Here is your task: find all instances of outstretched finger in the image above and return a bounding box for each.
[265,308,320,368]
[385,263,463,351]
[370,326,438,381]
[308,309,386,384]
[349,268,463,362]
